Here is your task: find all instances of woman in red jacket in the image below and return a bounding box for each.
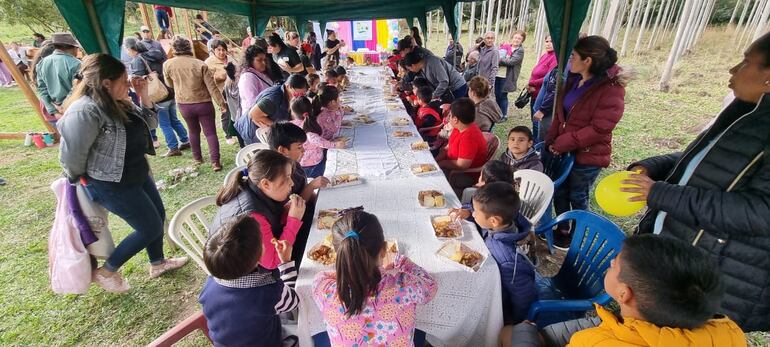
[545,36,628,250]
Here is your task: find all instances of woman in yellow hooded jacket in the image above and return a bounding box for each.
[501,235,746,347]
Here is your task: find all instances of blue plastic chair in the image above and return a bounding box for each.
[312,329,427,346]
[526,210,626,327]
[533,142,575,253]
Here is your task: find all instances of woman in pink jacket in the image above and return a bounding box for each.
[527,36,557,137]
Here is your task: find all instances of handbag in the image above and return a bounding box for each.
[514,88,530,109]
[139,56,170,103]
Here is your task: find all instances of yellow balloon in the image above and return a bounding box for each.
[595,171,647,217]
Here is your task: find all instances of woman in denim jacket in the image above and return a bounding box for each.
[58,54,188,293]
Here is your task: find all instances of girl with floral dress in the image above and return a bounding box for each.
[290,97,346,178]
[313,210,437,346]
[313,85,344,141]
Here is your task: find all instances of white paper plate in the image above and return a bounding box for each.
[430,215,464,240]
[435,240,487,273]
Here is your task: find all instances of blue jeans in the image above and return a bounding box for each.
[494,77,509,117]
[155,9,170,30]
[530,103,540,143]
[84,175,166,271]
[553,164,602,231]
[452,84,468,99]
[303,151,327,178]
[157,100,189,150]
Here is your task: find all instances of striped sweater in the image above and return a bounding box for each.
[199,261,299,346]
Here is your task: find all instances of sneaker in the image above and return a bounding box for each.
[162,148,182,157]
[193,158,204,165]
[0,177,6,186]
[553,230,573,252]
[149,257,189,278]
[153,140,161,149]
[225,138,236,145]
[212,162,222,172]
[179,142,191,150]
[93,267,130,293]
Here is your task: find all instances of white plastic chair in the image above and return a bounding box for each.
[256,127,271,145]
[167,196,217,275]
[514,169,555,228]
[224,165,247,186]
[235,143,270,167]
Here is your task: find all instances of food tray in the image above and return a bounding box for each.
[411,164,439,176]
[435,240,487,272]
[307,240,336,266]
[393,130,415,138]
[386,239,399,254]
[430,215,464,239]
[411,141,430,151]
[340,120,355,129]
[417,190,446,208]
[326,173,363,189]
[391,117,411,127]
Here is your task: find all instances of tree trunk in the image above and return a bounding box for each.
[469,1,477,48]
[534,1,547,55]
[753,0,770,41]
[729,0,743,27]
[611,0,630,46]
[738,0,762,46]
[494,0,504,36]
[735,0,753,33]
[679,0,705,56]
[621,0,641,56]
[602,0,625,39]
[660,0,696,91]
[694,0,717,46]
[633,0,655,54]
[649,0,672,48]
[663,0,683,41]
[590,0,606,35]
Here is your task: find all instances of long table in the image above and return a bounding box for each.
[295,66,503,347]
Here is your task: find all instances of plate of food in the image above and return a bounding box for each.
[340,120,354,129]
[333,136,351,145]
[308,237,336,266]
[418,190,446,208]
[317,208,342,229]
[327,173,362,188]
[391,117,411,127]
[411,164,439,176]
[430,215,463,239]
[393,130,415,138]
[436,240,486,272]
[386,103,402,111]
[410,141,430,151]
[354,115,376,125]
[342,105,354,113]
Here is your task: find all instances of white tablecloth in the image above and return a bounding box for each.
[296,67,503,347]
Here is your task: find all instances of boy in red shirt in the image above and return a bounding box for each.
[415,86,443,144]
[436,98,488,190]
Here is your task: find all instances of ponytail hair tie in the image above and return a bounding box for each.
[241,168,249,177]
[343,230,359,239]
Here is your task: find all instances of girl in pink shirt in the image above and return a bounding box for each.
[313,85,344,141]
[214,150,306,270]
[290,97,345,178]
[313,210,437,346]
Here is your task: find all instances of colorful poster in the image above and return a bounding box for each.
[353,21,373,41]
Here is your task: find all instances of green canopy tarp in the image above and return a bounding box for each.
[53,0,590,87]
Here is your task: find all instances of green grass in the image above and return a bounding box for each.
[0,25,767,346]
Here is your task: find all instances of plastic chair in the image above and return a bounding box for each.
[312,329,426,347]
[224,165,247,186]
[513,169,554,228]
[526,210,626,327]
[235,143,270,167]
[448,132,500,180]
[147,311,211,347]
[533,142,575,253]
[167,196,217,275]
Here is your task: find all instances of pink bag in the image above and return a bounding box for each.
[48,178,92,294]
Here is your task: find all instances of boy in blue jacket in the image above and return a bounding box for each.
[472,182,537,324]
[199,214,299,346]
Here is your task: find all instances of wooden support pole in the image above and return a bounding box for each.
[0,39,57,134]
[468,1,477,48]
[183,9,198,59]
[0,133,26,140]
[138,3,155,39]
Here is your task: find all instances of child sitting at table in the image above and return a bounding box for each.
[306,73,321,99]
[334,66,349,90]
[501,126,543,173]
[313,209,437,346]
[436,98,489,192]
[472,182,537,324]
[289,97,346,178]
[312,85,343,141]
[199,214,300,346]
[415,86,443,144]
[500,235,746,347]
[211,150,307,269]
[457,159,515,205]
[324,69,339,87]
